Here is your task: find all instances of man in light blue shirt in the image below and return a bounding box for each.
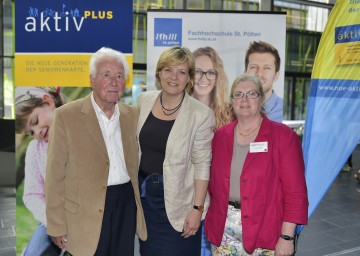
[244,41,283,123]
[265,90,283,122]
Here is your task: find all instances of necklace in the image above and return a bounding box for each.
[160,91,185,116]
[237,118,262,137]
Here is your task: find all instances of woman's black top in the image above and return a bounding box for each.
[139,112,175,176]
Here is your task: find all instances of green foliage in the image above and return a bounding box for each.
[16,181,38,256]
[61,87,92,102]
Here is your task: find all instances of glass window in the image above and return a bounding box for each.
[284,75,311,120]
[285,29,322,73]
[2,0,14,119]
[274,0,330,32]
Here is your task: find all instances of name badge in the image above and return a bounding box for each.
[250,142,268,153]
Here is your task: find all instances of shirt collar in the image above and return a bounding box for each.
[90,92,119,121]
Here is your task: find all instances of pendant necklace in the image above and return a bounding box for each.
[237,118,262,137]
[160,91,185,116]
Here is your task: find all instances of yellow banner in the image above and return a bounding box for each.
[312,0,360,80]
[15,54,133,88]
[335,41,360,66]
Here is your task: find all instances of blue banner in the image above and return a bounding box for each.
[297,0,360,234]
[16,0,132,53]
[15,0,133,87]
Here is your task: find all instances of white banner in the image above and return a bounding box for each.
[147,10,286,101]
[146,11,287,254]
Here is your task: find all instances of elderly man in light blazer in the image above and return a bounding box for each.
[45,47,147,256]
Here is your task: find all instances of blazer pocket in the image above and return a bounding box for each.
[64,198,79,214]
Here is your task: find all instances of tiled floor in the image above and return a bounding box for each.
[0,187,15,256]
[1,146,359,256]
[296,144,360,256]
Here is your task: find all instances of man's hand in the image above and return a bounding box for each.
[51,235,68,249]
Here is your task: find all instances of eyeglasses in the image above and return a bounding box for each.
[100,72,126,83]
[232,90,262,99]
[195,69,217,81]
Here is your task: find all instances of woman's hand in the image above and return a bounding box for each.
[51,235,67,249]
[275,237,294,256]
[181,209,202,238]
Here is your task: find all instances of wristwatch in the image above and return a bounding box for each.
[280,234,295,241]
[193,205,204,213]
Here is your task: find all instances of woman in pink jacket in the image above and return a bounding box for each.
[205,74,308,256]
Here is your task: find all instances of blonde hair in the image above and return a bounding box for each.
[190,47,233,129]
[15,87,66,133]
[155,46,195,92]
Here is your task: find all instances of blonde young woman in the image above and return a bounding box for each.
[190,47,235,255]
[189,47,233,130]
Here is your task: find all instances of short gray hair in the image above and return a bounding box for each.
[89,47,130,78]
[230,73,266,114]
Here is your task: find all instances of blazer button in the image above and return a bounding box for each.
[243,215,249,219]
[105,161,109,166]
[243,196,248,200]
[102,185,106,189]
[99,209,103,213]
[242,179,247,183]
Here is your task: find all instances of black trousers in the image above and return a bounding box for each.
[94,182,136,256]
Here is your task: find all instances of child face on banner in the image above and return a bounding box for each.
[23,95,56,142]
[246,52,279,96]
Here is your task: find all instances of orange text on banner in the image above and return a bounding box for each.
[15,54,133,88]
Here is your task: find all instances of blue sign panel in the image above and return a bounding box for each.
[335,24,360,44]
[16,0,133,53]
[154,18,182,47]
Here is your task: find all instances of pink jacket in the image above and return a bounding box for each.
[205,116,308,254]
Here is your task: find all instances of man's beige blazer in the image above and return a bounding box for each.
[137,91,214,232]
[46,95,147,256]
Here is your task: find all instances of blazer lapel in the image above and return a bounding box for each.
[243,116,270,170]
[166,93,190,151]
[119,102,131,169]
[81,95,108,158]
[137,91,160,135]
[224,121,237,160]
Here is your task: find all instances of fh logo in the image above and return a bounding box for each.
[155,33,178,41]
[154,18,182,47]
